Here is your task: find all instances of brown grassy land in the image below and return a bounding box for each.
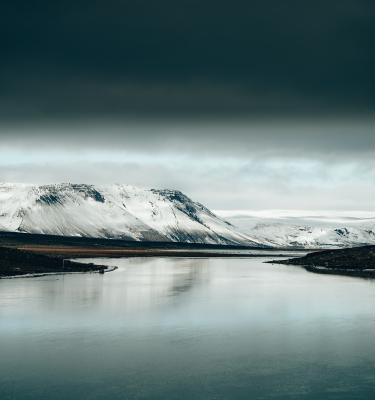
[16,245,292,258]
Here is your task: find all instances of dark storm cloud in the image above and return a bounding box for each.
[1,0,375,119]
[2,1,375,210]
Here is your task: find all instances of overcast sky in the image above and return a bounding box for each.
[1,1,375,210]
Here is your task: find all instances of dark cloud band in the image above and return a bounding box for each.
[1,1,375,119]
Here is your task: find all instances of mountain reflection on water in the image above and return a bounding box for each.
[1,256,375,400]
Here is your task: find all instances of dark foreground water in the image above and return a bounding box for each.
[1,256,375,400]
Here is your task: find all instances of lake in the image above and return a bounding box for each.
[1,256,375,399]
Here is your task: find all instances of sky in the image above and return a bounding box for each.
[1,1,375,210]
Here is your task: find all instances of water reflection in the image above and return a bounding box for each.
[1,257,375,400]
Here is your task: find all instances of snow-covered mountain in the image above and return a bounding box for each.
[217,210,375,249]
[3,183,373,249]
[0,183,260,246]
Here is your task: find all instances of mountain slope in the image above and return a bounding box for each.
[218,210,375,248]
[0,183,260,246]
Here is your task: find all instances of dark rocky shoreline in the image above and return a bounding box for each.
[0,247,108,278]
[3,231,374,279]
[270,245,375,278]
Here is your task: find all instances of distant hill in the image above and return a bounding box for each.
[218,210,375,249]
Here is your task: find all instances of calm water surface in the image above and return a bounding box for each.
[1,256,375,400]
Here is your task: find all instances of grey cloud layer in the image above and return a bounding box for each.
[1,118,375,159]
[1,150,375,210]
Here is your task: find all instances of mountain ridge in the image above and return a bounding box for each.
[0,183,260,246]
